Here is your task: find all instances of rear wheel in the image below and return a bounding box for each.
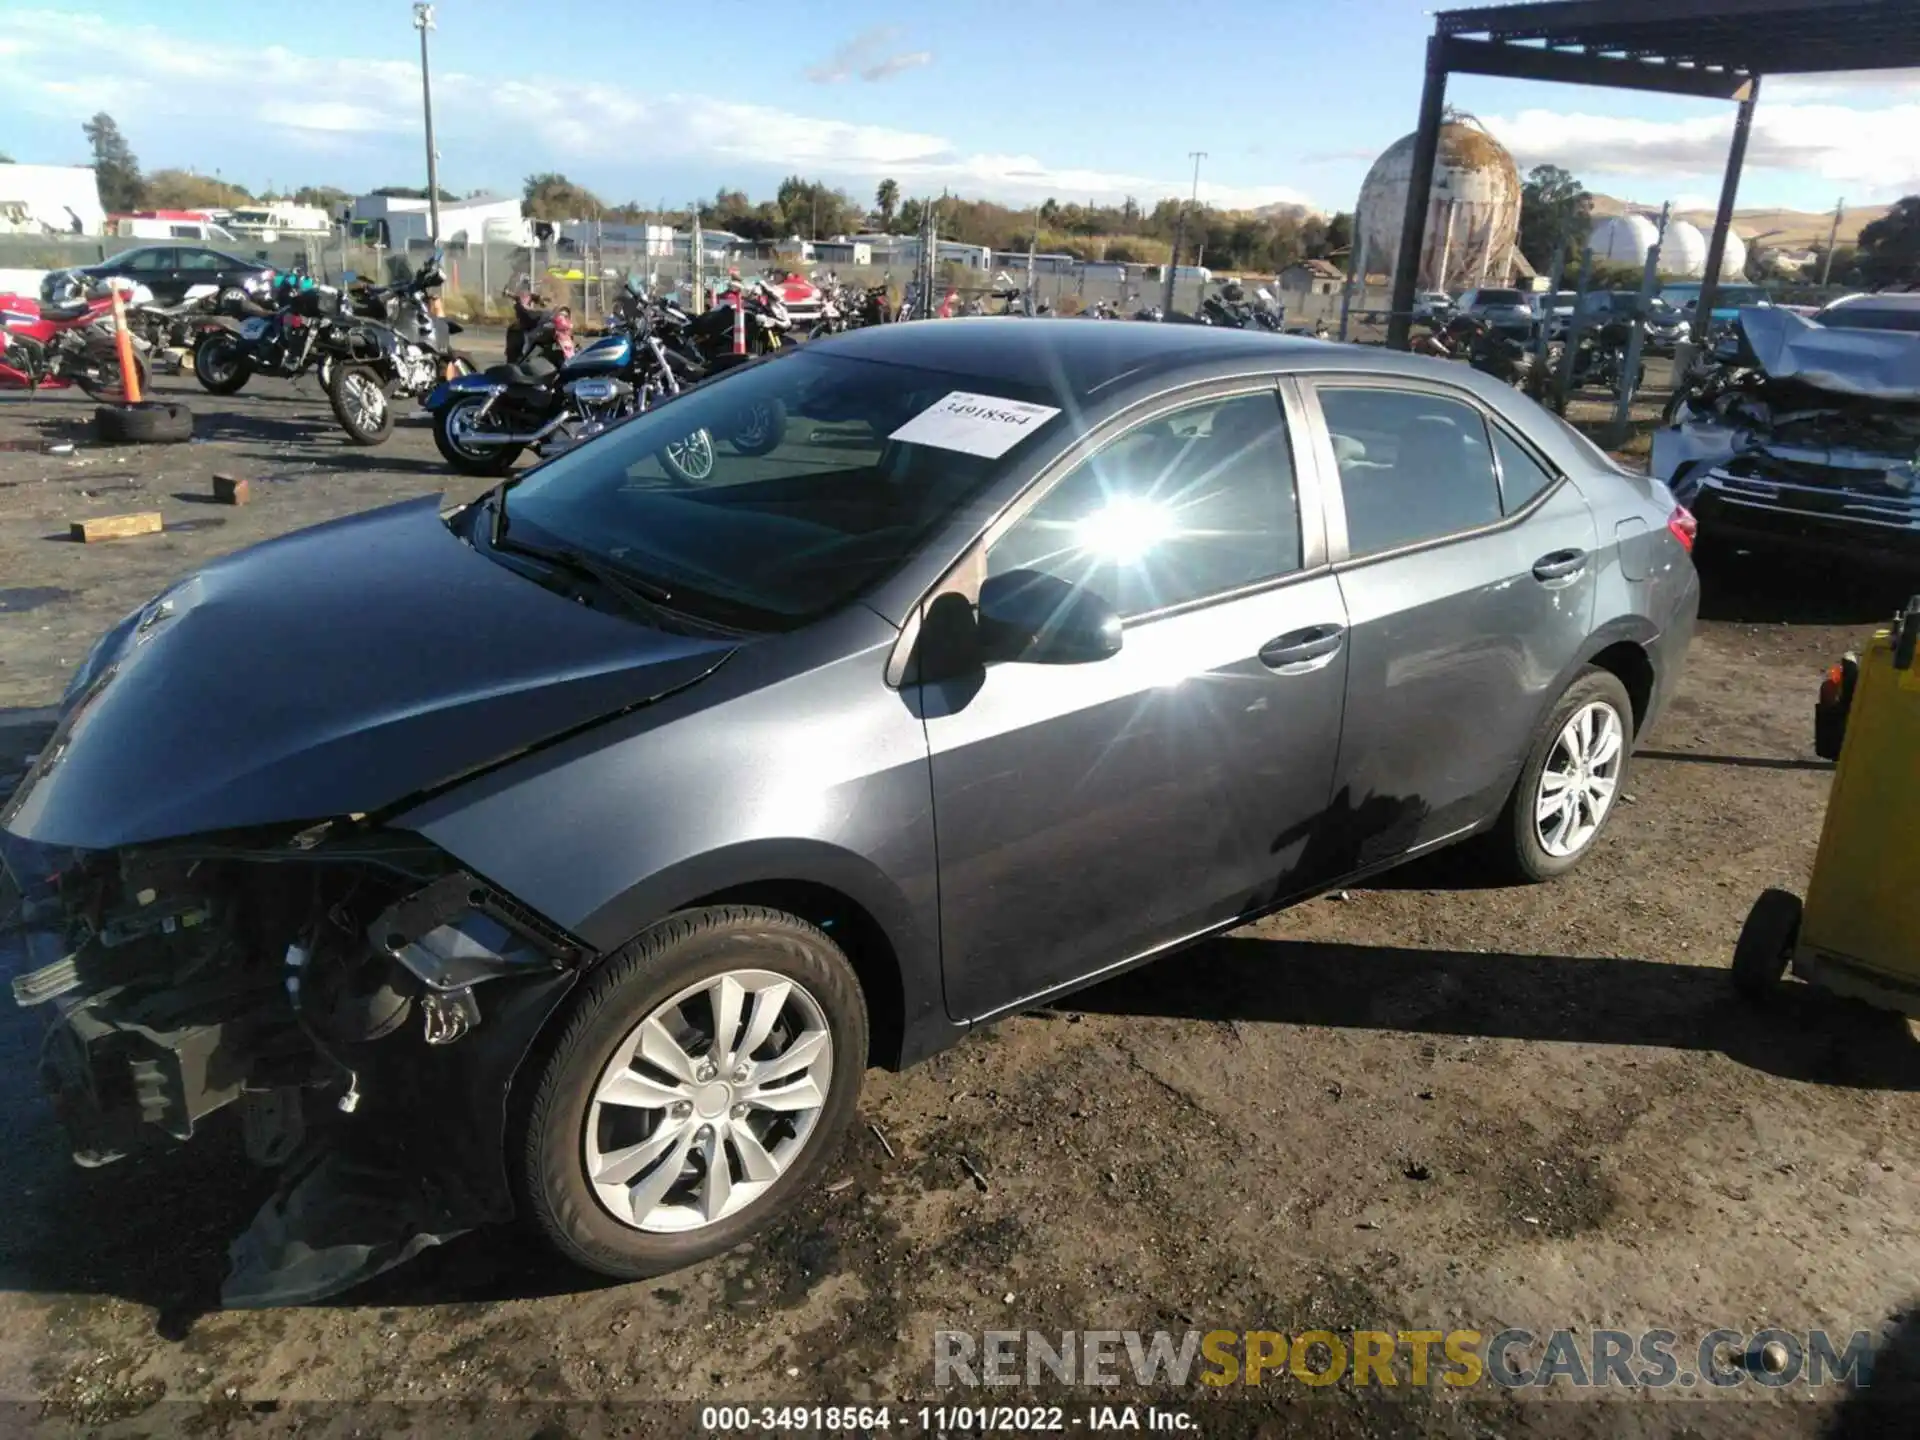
[194,335,251,395]
[328,363,395,446]
[1732,889,1800,1000]
[726,397,786,456]
[1491,667,1634,883]
[432,393,521,475]
[76,351,149,403]
[515,906,867,1280]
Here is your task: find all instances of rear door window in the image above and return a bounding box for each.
[1317,387,1503,555]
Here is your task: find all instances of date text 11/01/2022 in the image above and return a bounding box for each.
[700,1406,1193,1432]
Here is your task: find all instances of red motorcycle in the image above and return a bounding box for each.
[0,286,148,399]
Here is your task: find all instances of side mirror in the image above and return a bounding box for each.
[977,569,1122,665]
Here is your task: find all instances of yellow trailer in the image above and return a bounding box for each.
[1733,597,1920,1014]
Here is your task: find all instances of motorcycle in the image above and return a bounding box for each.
[505,288,575,365]
[0,275,150,399]
[323,252,477,446]
[190,273,364,396]
[1561,318,1646,393]
[656,278,793,365]
[124,284,222,372]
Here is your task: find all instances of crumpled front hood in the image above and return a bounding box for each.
[1740,306,1920,401]
[2,494,733,850]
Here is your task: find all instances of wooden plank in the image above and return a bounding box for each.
[70,512,163,544]
[212,474,250,505]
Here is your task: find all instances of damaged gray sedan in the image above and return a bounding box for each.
[3,319,1695,1305]
[1653,303,1920,568]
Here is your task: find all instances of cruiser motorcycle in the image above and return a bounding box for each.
[324,252,477,445]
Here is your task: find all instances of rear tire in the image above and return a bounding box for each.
[76,352,149,403]
[726,397,786,456]
[1732,888,1800,1001]
[658,428,717,482]
[328,363,395,446]
[514,906,867,1281]
[432,393,520,475]
[1490,667,1635,883]
[194,335,252,395]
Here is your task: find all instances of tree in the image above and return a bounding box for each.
[1855,195,1920,286]
[1518,164,1593,272]
[522,172,605,222]
[144,169,253,210]
[83,112,143,211]
[875,178,899,230]
[293,185,353,212]
[372,184,458,201]
[1326,211,1354,256]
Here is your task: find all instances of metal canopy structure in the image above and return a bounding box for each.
[1386,0,1920,349]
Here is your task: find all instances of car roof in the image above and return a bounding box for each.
[810,316,1539,406]
[1822,292,1920,311]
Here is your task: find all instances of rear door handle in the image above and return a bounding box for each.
[1259,624,1346,671]
[1532,549,1588,582]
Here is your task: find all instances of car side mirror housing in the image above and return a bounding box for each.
[977,569,1123,666]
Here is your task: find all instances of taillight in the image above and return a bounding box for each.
[1819,663,1845,707]
[1666,505,1697,553]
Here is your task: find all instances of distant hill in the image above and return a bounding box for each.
[1587,192,1887,248]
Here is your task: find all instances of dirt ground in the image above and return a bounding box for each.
[1,355,1917,1439]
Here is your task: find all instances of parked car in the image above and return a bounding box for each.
[0,320,1699,1303]
[1413,291,1454,323]
[1661,281,1772,336]
[1457,287,1537,340]
[48,245,275,308]
[1812,292,1920,333]
[1552,291,1690,353]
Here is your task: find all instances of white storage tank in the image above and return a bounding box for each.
[1355,118,1522,291]
[1589,213,1661,266]
[1660,219,1746,279]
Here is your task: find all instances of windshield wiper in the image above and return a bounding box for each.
[493,532,676,623]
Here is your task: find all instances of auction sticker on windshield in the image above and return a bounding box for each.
[890,391,1062,459]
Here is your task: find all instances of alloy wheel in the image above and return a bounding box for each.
[663,429,715,480]
[342,371,386,429]
[583,968,833,1233]
[1535,700,1624,858]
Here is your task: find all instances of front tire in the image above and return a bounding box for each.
[515,906,867,1280]
[194,335,252,395]
[1732,889,1800,1000]
[658,427,717,482]
[726,397,787,456]
[432,394,521,475]
[1492,667,1635,883]
[328,363,395,446]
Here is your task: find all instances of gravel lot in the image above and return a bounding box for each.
[1,356,1917,1438]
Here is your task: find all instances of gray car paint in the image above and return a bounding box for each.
[399,324,1697,1062]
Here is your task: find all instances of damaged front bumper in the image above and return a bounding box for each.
[0,825,585,1305]
[1663,441,1920,564]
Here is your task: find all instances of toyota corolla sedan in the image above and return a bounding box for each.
[0,320,1698,1304]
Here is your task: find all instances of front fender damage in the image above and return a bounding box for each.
[1,824,588,1307]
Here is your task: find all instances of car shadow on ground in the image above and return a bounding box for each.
[1697,550,1918,627]
[1067,934,1920,1092]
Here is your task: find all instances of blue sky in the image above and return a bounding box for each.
[7,0,1919,217]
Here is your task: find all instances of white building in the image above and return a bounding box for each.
[350,192,532,248]
[0,164,106,236]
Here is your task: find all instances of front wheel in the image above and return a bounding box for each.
[194,335,252,395]
[515,906,867,1280]
[432,393,521,475]
[1732,889,1801,1000]
[1490,667,1635,883]
[328,363,395,446]
[658,427,717,482]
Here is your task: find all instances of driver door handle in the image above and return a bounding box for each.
[1532,549,1588,583]
[1259,623,1346,671]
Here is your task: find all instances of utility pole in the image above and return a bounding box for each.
[1819,196,1844,286]
[1163,150,1206,314]
[413,3,440,243]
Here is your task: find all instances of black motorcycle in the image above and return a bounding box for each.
[191,278,370,396]
[324,253,477,446]
[1561,318,1645,393]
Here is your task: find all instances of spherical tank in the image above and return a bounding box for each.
[1589,214,1661,265]
[1660,219,1747,279]
[1355,120,1522,292]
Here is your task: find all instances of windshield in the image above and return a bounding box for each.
[492,349,1065,631]
[1477,289,1524,306]
[1716,286,1769,307]
[1551,292,1577,308]
[1816,302,1920,333]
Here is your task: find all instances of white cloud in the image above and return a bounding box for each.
[804,27,933,85]
[8,9,1315,209]
[1482,102,1920,200]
